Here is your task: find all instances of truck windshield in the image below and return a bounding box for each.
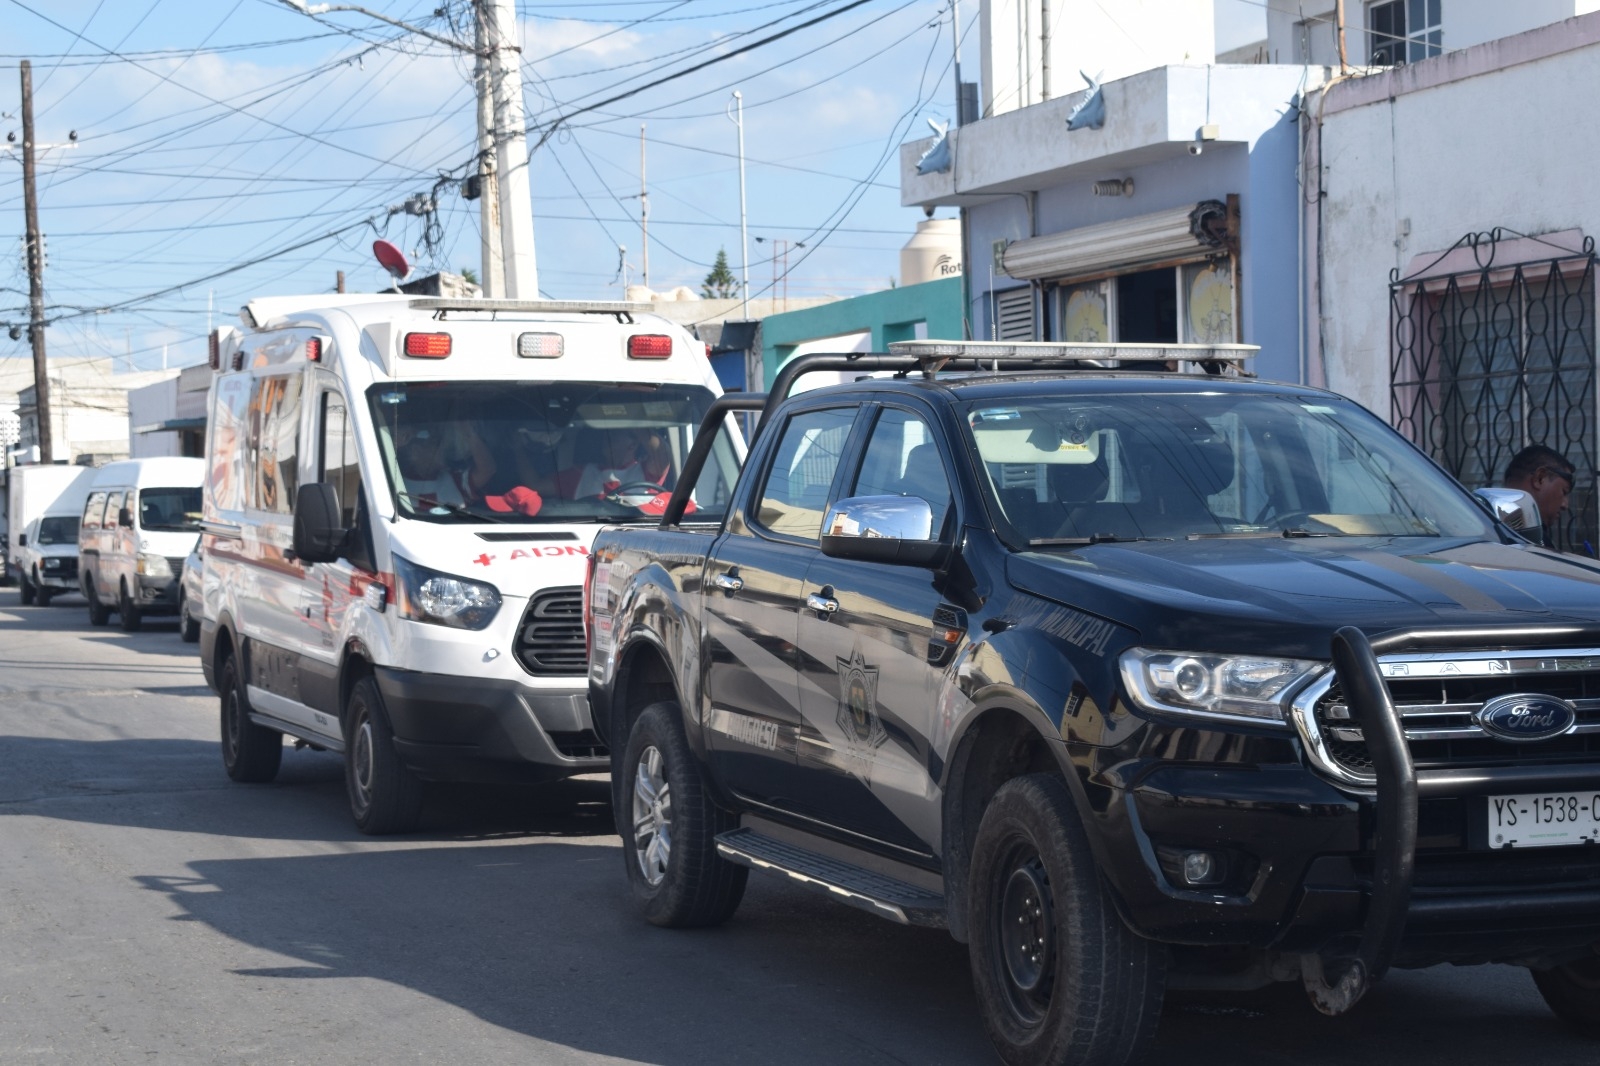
[368,380,727,524]
[37,516,80,545]
[139,488,202,533]
[965,391,1498,545]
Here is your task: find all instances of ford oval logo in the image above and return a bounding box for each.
[1474,693,1578,742]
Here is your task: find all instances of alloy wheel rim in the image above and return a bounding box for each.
[632,745,672,886]
[352,718,374,813]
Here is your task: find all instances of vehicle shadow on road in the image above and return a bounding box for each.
[0,734,615,841]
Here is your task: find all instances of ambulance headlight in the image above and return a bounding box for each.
[392,554,501,630]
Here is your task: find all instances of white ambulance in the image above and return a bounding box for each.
[200,295,737,833]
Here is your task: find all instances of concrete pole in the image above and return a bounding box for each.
[1039,0,1051,102]
[732,91,749,319]
[20,61,53,463]
[475,7,505,298]
[485,0,538,297]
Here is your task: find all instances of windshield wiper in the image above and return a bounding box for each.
[395,492,509,523]
[1028,533,1171,547]
[1187,528,1334,540]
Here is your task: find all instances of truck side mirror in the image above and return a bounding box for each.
[820,495,948,567]
[293,482,347,564]
[1474,487,1542,539]
[118,507,134,528]
[16,533,25,547]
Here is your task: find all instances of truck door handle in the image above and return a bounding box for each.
[806,592,839,614]
[712,573,744,592]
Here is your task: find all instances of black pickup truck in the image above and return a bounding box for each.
[586,342,1600,1065]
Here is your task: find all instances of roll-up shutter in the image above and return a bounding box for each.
[1002,201,1226,281]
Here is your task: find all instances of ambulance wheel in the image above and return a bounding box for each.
[344,676,423,835]
[620,701,747,928]
[968,774,1165,1066]
[1532,955,1600,1035]
[220,652,282,783]
[119,581,143,632]
[86,578,110,626]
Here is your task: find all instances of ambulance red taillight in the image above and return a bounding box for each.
[404,332,452,358]
[627,334,672,359]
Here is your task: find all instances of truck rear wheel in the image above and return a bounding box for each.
[344,676,423,835]
[621,701,747,927]
[1532,956,1600,1035]
[968,774,1165,1066]
[220,653,282,783]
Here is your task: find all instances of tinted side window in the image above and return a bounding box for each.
[83,491,107,530]
[320,390,360,530]
[850,408,952,533]
[754,407,857,542]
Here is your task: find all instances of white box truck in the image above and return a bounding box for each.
[6,464,95,589]
[201,294,740,834]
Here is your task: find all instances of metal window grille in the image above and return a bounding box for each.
[1390,230,1597,553]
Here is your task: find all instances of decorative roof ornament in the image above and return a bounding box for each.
[915,118,952,175]
[1065,70,1106,131]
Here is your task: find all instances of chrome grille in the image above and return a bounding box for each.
[1292,649,1600,788]
[513,586,586,676]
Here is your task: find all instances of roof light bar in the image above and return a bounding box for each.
[518,332,563,358]
[410,298,654,315]
[887,340,1260,363]
[628,334,673,359]
[404,332,452,358]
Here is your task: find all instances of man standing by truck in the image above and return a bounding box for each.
[1502,444,1576,548]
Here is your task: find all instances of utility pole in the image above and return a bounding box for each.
[639,124,649,290]
[729,91,749,318]
[474,7,504,297]
[20,60,52,464]
[485,0,537,298]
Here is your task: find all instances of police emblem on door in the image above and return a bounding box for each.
[836,648,887,761]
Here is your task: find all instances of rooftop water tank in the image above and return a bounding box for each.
[900,218,962,285]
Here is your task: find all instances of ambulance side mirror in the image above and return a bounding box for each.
[293,482,347,564]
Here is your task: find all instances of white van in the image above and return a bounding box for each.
[79,457,204,631]
[201,294,735,833]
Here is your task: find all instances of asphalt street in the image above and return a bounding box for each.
[0,587,1595,1065]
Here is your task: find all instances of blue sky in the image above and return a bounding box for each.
[2,1,1266,372]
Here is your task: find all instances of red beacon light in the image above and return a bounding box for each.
[305,338,322,362]
[208,330,221,370]
[404,332,452,358]
[627,334,672,359]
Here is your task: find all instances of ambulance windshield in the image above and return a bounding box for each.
[368,380,737,524]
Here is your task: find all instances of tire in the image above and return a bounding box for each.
[178,593,200,643]
[967,774,1165,1066]
[36,584,53,607]
[219,652,282,783]
[86,577,110,627]
[118,581,143,632]
[620,701,747,927]
[344,676,424,835]
[19,574,34,606]
[1532,955,1600,1035]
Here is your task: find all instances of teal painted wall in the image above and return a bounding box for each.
[760,275,963,386]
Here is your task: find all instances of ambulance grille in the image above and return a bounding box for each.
[514,586,586,676]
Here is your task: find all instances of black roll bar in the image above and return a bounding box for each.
[660,393,768,528]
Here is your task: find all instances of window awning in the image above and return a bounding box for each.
[1002,200,1229,281]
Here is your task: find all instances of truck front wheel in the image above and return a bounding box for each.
[19,574,34,606]
[621,701,746,927]
[968,774,1165,1066]
[1532,955,1600,1035]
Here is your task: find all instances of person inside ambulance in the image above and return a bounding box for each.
[556,424,675,501]
[395,421,496,510]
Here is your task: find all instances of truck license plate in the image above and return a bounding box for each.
[1486,792,1600,848]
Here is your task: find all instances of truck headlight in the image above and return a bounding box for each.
[392,554,501,630]
[1118,648,1323,726]
[137,553,172,578]
[42,557,63,571]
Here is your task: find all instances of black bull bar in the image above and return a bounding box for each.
[1307,623,1600,1015]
